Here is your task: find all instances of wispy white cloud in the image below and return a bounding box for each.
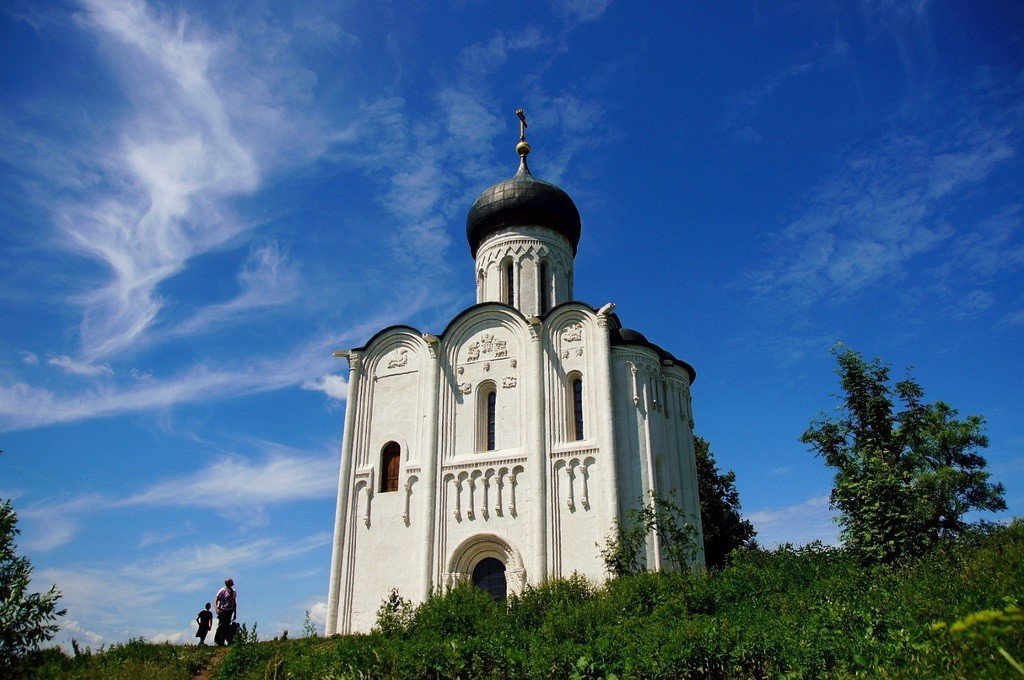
[722,32,853,146]
[138,524,194,548]
[304,598,328,634]
[19,494,106,552]
[122,452,337,512]
[748,495,839,547]
[47,354,113,377]
[293,16,359,49]
[1002,307,1024,328]
[750,77,1023,309]
[0,359,305,431]
[150,630,187,644]
[553,0,613,24]
[0,296,424,432]
[36,531,331,640]
[18,446,337,550]
[62,619,106,647]
[59,0,262,360]
[169,241,301,337]
[20,352,38,365]
[302,373,348,401]
[358,25,611,271]
[1,0,363,365]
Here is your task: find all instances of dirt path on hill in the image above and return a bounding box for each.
[193,647,228,680]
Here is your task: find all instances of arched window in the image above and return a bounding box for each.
[478,383,497,452]
[486,390,497,451]
[472,557,507,601]
[571,376,584,441]
[538,261,548,313]
[504,261,514,306]
[380,442,401,492]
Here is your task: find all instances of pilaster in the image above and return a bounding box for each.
[527,316,548,582]
[325,350,363,635]
[595,309,620,541]
[419,335,441,598]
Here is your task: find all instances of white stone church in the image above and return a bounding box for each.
[325,112,703,634]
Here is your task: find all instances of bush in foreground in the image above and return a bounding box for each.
[24,521,1024,679]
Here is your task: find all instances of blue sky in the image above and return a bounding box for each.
[1,0,1022,647]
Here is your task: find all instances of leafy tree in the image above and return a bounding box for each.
[600,492,699,575]
[801,346,1006,565]
[694,436,756,568]
[1,493,66,670]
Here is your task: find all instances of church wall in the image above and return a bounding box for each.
[346,480,424,630]
[335,332,432,632]
[434,309,538,592]
[545,308,609,581]
[446,318,525,458]
[610,346,703,570]
[610,347,658,524]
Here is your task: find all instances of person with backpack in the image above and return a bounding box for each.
[195,602,213,645]
[213,578,237,645]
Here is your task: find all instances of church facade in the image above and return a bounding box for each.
[325,113,703,634]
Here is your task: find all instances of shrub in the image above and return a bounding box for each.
[22,520,1024,679]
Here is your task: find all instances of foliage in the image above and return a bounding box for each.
[375,589,415,636]
[933,598,1024,676]
[21,521,1024,679]
[600,493,700,576]
[1,492,66,673]
[236,621,259,644]
[301,609,319,638]
[22,638,218,679]
[693,435,757,569]
[801,346,1006,565]
[599,517,646,577]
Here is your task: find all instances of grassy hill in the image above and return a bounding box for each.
[22,520,1024,679]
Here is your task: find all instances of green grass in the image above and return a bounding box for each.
[22,521,1024,679]
[22,638,221,679]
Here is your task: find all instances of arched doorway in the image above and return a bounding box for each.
[472,557,507,601]
[444,533,526,596]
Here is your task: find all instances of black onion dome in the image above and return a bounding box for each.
[466,157,581,258]
[613,328,650,346]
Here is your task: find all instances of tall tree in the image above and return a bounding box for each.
[801,347,1006,565]
[694,436,756,569]
[1,457,66,671]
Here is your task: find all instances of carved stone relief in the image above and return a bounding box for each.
[446,464,524,521]
[561,323,584,343]
[465,332,513,364]
[386,348,409,369]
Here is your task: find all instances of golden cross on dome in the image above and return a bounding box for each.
[515,109,530,158]
[516,108,528,141]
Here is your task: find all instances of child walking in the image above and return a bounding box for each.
[195,603,213,645]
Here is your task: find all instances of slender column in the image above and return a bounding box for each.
[528,318,548,582]
[419,335,442,599]
[595,311,620,539]
[640,374,662,569]
[325,351,363,635]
